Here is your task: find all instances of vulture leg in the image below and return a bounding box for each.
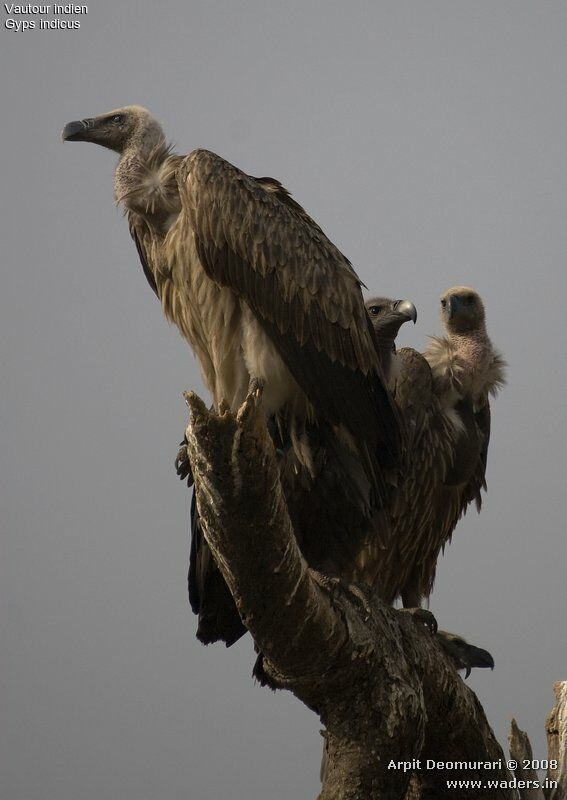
[400,584,422,610]
[308,569,373,620]
[247,377,264,398]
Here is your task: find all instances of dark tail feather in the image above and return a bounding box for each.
[188,491,247,647]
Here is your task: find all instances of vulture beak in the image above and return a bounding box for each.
[464,645,495,677]
[448,295,462,317]
[437,630,495,679]
[368,298,417,348]
[61,118,95,142]
[393,299,417,324]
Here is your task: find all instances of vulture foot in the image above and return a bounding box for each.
[308,569,372,620]
[398,607,438,635]
[247,377,264,399]
[175,435,193,485]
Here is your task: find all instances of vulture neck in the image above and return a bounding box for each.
[449,325,506,402]
[428,323,501,409]
[114,130,182,231]
[374,339,398,385]
[447,327,490,369]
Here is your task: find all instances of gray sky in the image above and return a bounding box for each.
[1,2,566,798]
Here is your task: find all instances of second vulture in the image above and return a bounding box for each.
[365,287,506,608]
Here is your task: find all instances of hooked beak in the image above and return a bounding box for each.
[61,119,94,142]
[393,299,417,324]
[467,645,495,670]
[463,646,495,679]
[446,295,463,318]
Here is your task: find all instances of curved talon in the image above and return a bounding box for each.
[399,607,438,635]
[175,437,193,485]
[307,567,336,592]
[247,377,264,399]
[237,382,264,425]
[218,399,230,415]
[308,570,372,619]
[415,609,438,634]
[343,582,372,620]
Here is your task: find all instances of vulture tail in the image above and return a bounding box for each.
[188,491,247,647]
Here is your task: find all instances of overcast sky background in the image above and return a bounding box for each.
[1,2,566,798]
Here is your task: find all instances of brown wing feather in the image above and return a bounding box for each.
[176,149,399,464]
[458,402,490,513]
[374,348,456,602]
[414,403,490,598]
[129,214,158,296]
[373,348,491,605]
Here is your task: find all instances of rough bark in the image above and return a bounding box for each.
[505,684,567,800]
[184,389,519,800]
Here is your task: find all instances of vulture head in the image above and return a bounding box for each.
[62,105,164,154]
[366,296,417,377]
[436,630,495,679]
[440,286,485,335]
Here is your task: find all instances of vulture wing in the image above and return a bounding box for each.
[176,150,400,492]
[372,348,491,606]
[456,402,490,514]
[412,401,490,599]
[376,347,456,603]
[129,214,159,296]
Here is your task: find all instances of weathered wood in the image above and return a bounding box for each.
[185,389,517,800]
[509,718,545,800]
[546,682,567,800]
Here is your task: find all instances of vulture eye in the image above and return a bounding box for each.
[368,305,382,316]
[110,115,123,125]
[440,299,447,308]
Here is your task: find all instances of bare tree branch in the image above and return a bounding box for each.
[184,389,349,680]
[185,390,520,800]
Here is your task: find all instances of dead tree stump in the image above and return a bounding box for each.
[184,389,555,800]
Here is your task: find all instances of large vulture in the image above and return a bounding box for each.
[365,287,506,608]
[62,105,417,644]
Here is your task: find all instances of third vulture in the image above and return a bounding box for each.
[365,287,506,608]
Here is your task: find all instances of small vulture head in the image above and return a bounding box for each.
[440,286,485,334]
[436,630,495,679]
[366,296,417,345]
[62,105,164,154]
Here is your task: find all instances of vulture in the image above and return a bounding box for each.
[62,105,417,644]
[365,287,506,608]
[436,630,494,679]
